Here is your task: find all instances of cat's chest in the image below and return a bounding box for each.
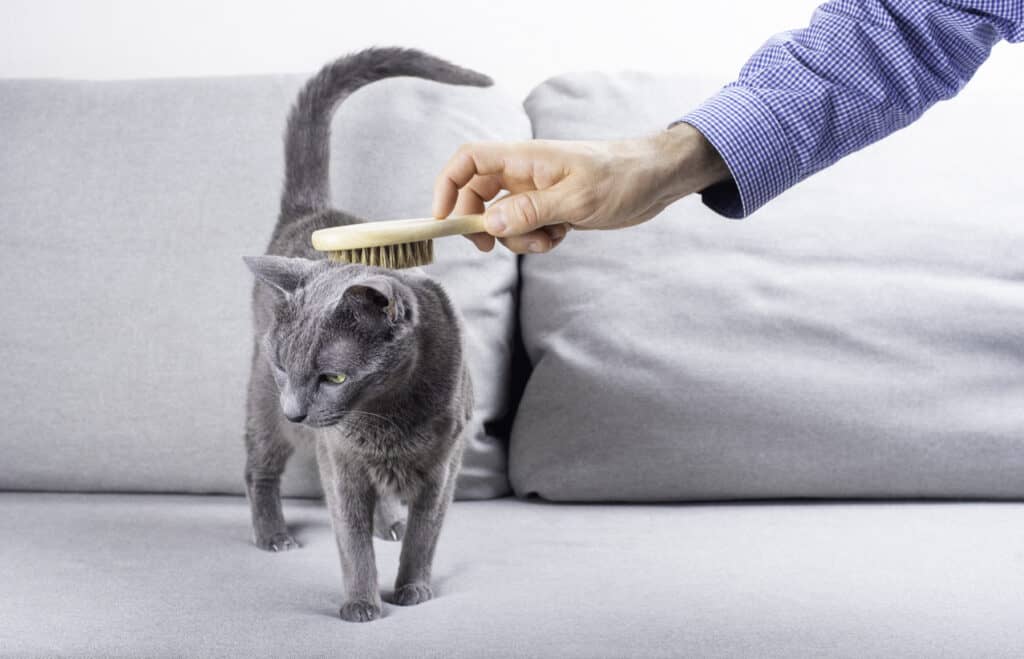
[336,422,429,494]
[364,457,425,495]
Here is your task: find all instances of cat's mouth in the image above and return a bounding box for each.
[305,416,343,428]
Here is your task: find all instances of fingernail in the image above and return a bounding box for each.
[528,241,543,253]
[485,209,506,235]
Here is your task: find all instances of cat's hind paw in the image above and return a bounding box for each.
[382,520,405,542]
[254,532,300,552]
[373,496,407,542]
[392,582,433,606]
[339,600,381,623]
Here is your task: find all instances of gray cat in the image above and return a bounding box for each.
[242,47,489,622]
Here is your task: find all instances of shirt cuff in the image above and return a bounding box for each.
[673,86,800,219]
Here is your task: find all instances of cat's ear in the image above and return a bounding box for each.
[243,256,316,296]
[341,276,412,326]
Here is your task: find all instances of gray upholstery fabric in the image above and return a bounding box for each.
[512,72,1024,501]
[3,492,1023,658]
[0,75,528,498]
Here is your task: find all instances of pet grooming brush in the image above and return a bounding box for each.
[311,214,487,269]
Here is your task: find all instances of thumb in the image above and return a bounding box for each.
[483,188,574,237]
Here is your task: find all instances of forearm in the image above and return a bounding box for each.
[681,0,1024,218]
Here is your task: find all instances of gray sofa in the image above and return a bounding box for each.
[2,65,1023,658]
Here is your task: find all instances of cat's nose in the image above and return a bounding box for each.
[281,391,308,423]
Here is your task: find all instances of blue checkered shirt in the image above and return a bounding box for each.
[680,0,1024,218]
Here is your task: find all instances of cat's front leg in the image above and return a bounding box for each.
[244,412,299,552]
[392,457,458,606]
[316,439,382,622]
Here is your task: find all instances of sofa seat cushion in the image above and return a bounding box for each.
[2,493,1023,657]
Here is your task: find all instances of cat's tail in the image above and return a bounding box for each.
[279,47,493,222]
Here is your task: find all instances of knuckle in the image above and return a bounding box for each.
[544,224,568,242]
[458,140,496,158]
[497,237,526,255]
[513,231,550,254]
[453,143,477,167]
[513,195,541,230]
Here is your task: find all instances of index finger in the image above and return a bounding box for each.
[431,143,508,218]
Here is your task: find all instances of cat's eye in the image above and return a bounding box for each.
[323,373,347,384]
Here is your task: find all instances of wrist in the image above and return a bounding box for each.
[647,123,730,204]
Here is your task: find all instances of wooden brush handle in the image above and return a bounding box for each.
[311,214,487,251]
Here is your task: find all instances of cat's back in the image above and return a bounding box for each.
[398,268,473,418]
[266,209,360,261]
[399,269,461,331]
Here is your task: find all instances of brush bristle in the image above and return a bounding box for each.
[327,239,434,269]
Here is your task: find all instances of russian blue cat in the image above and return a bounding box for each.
[243,47,488,622]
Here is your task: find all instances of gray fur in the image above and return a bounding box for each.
[280,46,491,223]
[242,48,486,622]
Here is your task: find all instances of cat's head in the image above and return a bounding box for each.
[243,255,419,427]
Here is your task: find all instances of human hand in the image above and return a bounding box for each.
[431,122,729,254]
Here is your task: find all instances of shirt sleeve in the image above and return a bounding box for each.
[677,0,1024,219]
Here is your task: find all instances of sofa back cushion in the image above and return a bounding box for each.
[0,74,527,498]
[511,72,1024,501]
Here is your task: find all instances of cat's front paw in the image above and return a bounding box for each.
[392,582,433,606]
[339,600,381,623]
[253,532,300,552]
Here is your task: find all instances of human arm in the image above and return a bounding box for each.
[432,0,1024,252]
[681,0,1024,218]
